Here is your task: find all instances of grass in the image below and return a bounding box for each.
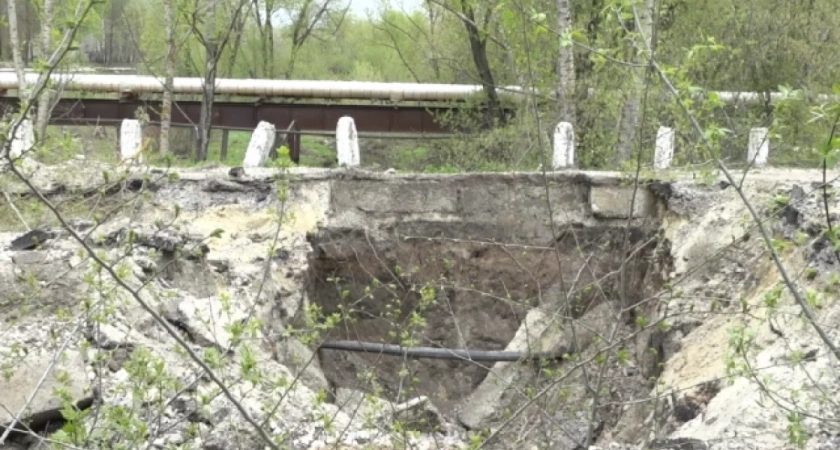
[0,188,132,232]
[28,125,342,168]
[12,123,507,173]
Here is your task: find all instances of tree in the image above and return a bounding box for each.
[5,0,27,97]
[180,0,251,161]
[249,0,278,78]
[556,0,575,125]
[614,0,655,162]
[427,0,506,127]
[159,0,177,156]
[282,0,339,79]
[33,0,56,140]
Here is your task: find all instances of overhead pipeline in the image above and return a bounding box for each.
[0,72,526,102]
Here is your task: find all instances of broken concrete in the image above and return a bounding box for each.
[163,295,249,350]
[2,165,840,450]
[458,301,615,429]
[590,184,660,219]
[0,350,90,425]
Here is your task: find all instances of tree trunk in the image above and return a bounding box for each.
[224,13,244,78]
[34,0,55,140]
[160,0,176,156]
[251,0,264,77]
[6,0,27,96]
[264,0,275,78]
[460,5,503,127]
[615,0,654,162]
[197,0,218,161]
[556,0,576,125]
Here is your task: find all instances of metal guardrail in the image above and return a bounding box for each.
[0,97,456,133]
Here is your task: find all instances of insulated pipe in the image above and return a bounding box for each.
[0,72,526,101]
[318,340,575,362]
[0,72,830,105]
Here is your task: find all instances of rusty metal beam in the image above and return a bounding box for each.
[0,97,470,133]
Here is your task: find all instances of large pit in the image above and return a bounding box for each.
[303,172,672,416]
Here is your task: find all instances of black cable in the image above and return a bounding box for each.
[318,340,575,363]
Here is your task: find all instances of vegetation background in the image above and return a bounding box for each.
[1,0,837,172]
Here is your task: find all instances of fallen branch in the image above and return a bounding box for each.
[2,191,30,231]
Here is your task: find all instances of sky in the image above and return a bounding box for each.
[346,0,424,18]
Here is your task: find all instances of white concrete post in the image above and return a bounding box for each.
[654,126,675,170]
[336,116,360,167]
[748,127,769,168]
[242,121,277,168]
[119,119,143,162]
[8,118,34,159]
[552,121,575,169]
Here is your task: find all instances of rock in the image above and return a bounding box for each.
[271,338,331,393]
[163,295,249,350]
[10,250,50,265]
[228,167,244,178]
[0,350,91,427]
[196,366,353,449]
[650,437,709,449]
[105,227,209,257]
[205,179,250,193]
[134,255,157,273]
[207,258,230,273]
[378,396,445,433]
[156,258,218,298]
[590,185,659,219]
[333,387,391,423]
[84,322,144,350]
[203,431,266,450]
[1,248,85,318]
[105,347,132,372]
[458,298,611,430]
[8,229,55,251]
[789,184,806,203]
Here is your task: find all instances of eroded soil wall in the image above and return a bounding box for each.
[306,172,670,414]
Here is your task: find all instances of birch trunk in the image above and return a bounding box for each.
[556,0,576,125]
[160,0,176,156]
[197,0,219,161]
[615,0,654,162]
[6,0,27,96]
[35,0,55,140]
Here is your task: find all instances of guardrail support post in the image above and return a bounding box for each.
[654,126,675,170]
[748,127,769,168]
[552,121,575,169]
[243,121,276,168]
[337,116,360,167]
[9,118,33,160]
[220,129,230,162]
[289,123,300,164]
[119,119,143,163]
